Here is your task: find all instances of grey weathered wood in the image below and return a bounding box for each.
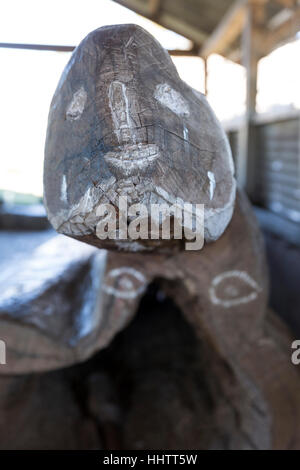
[0,23,294,449]
[42,24,300,448]
[236,1,265,197]
[0,370,102,449]
[44,24,236,252]
[0,234,142,373]
[264,5,300,55]
[99,191,300,449]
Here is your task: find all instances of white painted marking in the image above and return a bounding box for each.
[103,267,146,299]
[49,173,235,245]
[66,86,87,121]
[61,175,68,203]
[109,81,135,144]
[104,143,159,176]
[207,171,216,200]
[49,180,112,233]
[204,178,236,241]
[155,181,235,243]
[116,241,149,252]
[183,126,189,140]
[154,83,189,117]
[155,186,176,204]
[191,87,235,177]
[209,270,261,308]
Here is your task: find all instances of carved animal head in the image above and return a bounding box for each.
[44,24,236,252]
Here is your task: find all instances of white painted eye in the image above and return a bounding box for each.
[154,83,189,117]
[209,270,261,308]
[66,86,87,121]
[103,267,146,299]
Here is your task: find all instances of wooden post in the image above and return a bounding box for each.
[200,0,247,58]
[237,0,265,198]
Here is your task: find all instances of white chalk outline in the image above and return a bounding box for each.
[103,267,146,299]
[109,81,135,144]
[209,270,261,308]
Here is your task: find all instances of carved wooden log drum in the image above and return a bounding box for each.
[43,24,235,250]
[0,24,299,450]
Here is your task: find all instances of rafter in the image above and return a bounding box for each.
[201,0,247,58]
[113,0,208,45]
[265,5,300,53]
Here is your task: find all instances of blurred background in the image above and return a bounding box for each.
[0,0,300,332]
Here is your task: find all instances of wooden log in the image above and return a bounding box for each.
[0,370,101,449]
[3,24,298,449]
[0,234,143,373]
[3,194,300,447]
[42,24,300,448]
[44,24,236,252]
[94,191,300,449]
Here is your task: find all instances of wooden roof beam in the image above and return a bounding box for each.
[113,0,149,17]
[200,0,248,58]
[148,0,161,19]
[158,12,208,45]
[225,2,300,62]
[113,0,208,45]
[264,5,300,53]
[273,0,298,7]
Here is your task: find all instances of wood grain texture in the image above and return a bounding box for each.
[2,191,300,448]
[0,235,142,373]
[38,24,300,448]
[0,371,101,449]
[100,191,300,449]
[44,24,236,251]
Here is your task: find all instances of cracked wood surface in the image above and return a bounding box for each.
[44,24,236,250]
[2,191,300,448]
[3,23,297,449]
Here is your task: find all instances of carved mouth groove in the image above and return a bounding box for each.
[104,143,159,174]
